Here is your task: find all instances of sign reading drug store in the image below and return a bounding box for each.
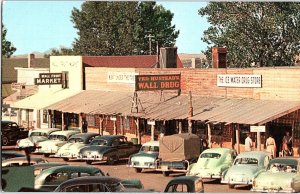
[34,73,62,85]
[135,74,181,91]
[217,74,262,88]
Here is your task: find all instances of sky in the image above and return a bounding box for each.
[2,1,210,56]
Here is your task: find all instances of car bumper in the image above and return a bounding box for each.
[35,147,59,154]
[251,187,295,193]
[54,153,78,159]
[78,155,104,161]
[128,163,156,169]
[221,180,252,185]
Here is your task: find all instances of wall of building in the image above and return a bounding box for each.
[50,56,83,90]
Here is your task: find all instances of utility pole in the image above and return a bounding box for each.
[146,34,154,55]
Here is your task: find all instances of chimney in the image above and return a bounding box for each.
[191,58,196,68]
[28,53,35,68]
[212,47,227,68]
[159,47,177,68]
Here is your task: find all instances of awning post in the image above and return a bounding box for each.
[120,116,124,135]
[235,124,240,154]
[99,115,103,135]
[113,120,117,135]
[257,131,261,151]
[178,121,182,134]
[79,114,83,132]
[18,109,22,126]
[207,123,212,148]
[61,112,65,130]
[135,118,141,144]
[151,124,155,141]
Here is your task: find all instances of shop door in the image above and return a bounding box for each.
[268,123,292,157]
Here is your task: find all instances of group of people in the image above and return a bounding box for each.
[245,131,293,158]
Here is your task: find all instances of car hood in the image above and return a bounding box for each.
[131,152,158,160]
[195,158,223,169]
[19,136,47,144]
[59,143,86,150]
[80,145,111,153]
[226,165,260,177]
[255,171,295,187]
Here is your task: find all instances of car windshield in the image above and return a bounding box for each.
[140,146,159,152]
[30,132,48,137]
[90,139,107,146]
[69,138,84,143]
[267,163,297,173]
[48,135,67,141]
[200,153,221,159]
[234,157,258,165]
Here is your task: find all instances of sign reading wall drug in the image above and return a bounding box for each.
[135,74,181,91]
[217,74,262,88]
[34,73,62,85]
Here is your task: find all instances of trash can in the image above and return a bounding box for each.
[131,138,138,145]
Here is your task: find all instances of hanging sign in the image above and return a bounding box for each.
[217,74,262,88]
[135,74,181,91]
[147,120,155,125]
[34,73,62,85]
[250,126,266,133]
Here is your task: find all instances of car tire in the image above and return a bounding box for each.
[228,184,234,189]
[44,154,50,157]
[63,158,69,162]
[2,136,9,146]
[163,171,170,177]
[86,160,92,165]
[107,155,117,165]
[135,168,142,173]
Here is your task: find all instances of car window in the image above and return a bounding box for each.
[45,172,68,184]
[167,184,188,192]
[91,184,111,192]
[64,184,90,192]
[91,139,107,146]
[69,138,84,143]
[200,153,221,159]
[70,172,92,179]
[112,139,120,146]
[234,158,258,165]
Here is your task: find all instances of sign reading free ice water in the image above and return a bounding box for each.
[250,126,266,133]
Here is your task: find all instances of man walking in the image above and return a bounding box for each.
[266,135,276,158]
[245,132,253,151]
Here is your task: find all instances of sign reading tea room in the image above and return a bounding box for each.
[135,74,181,91]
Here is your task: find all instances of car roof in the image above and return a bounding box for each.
[57,176,121,187]
[49,130,80,136]
[37,165,101,176]
[269,157,300,165]
[30,128,61,133]
[202,147,234,154]
[69,133,99,139]
[1,120,17,124]
[3,156,46,163]
[236,151,271,160]
[168,176,201,185]
[93,135,125,141]
[142,141,159,147]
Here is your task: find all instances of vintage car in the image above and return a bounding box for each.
[33,162,69,177]
[35,130,80,157]
[55,133,99,161]
[78,135,140,165]
[53,176,144,192]
[186,148,237,180]
[34,165,105,191]
[251,157,300,193]
[221,151,271,188]
[16,128,61,149]
[164,176,204,193]
[2,156,48,167]
[128,141,159,173]
[2,151,25,160]
[1,120,29,146]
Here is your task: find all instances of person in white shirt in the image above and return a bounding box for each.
[266,135,276,158]
[245,132,253,151]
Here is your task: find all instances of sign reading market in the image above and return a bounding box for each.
[135,74,181,91]
[217,74,262,88]
[34,73,62,85]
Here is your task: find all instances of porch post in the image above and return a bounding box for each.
[178,121,182,134]
[207,123,212,148]
[235,124,240,154]
[79,113,83,133]
[61,112,65,130]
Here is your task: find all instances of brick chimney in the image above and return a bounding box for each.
[28,53,35,68]
[212,47,227,68]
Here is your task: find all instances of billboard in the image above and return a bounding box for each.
[135,74,181,91]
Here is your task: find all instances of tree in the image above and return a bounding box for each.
[2,24,16,58]
[199,2,300,67]
[51,1,179,56]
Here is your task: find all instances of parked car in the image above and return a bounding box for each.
[53,176,144,192]
[34,165,105,191]
[251,157,300,193]
[16,128,61,150]
[2,156,48,167]
[55,133,99,161]
[221,151,271,188]
[186,148,237,180]
[1,120,28,146]
[35,130,80,157]
[164,176,204,193]
[78,135,141,165]
[33,162,69,177]
[2,151,25,160]
[128,141,159,173]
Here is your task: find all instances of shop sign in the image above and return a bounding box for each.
[250,126,266,132]
[135,74,181,91]
[147,120,155,125]
[217,74,262,88]
[107,72,136,84]
[34,73,62,85]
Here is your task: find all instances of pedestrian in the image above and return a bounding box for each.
[245,132,253,152]
[82,118,88,133]
[282,131,293,156]
[266,135,276,158]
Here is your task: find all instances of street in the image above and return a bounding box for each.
[3,147,251,193]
